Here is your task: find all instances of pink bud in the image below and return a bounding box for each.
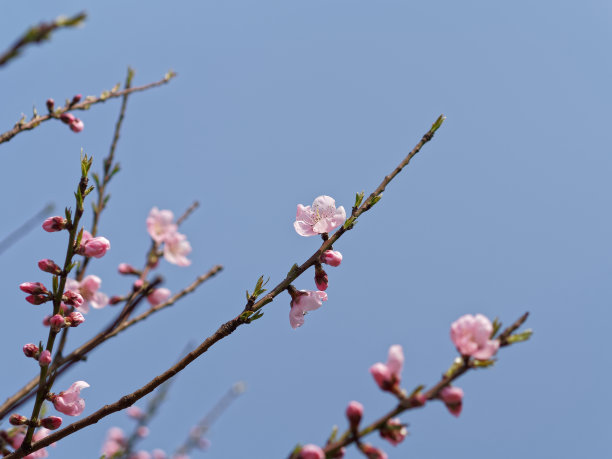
[379,418,408,446]
[42,315,51,326]
[9,414,28,426]
[69,118,84,133]
[133,279,144,291]
[60,113,75,124]
[298,444,325,459]
[126,406,144,420]
[23,343,39,358]
[361,443,388,459]
[136,426,149,438]
[118,263,138,275]
[49,314,66,331]
[320,250,342,267]
[26,294,50,305]
[410,392,427,407]
[77,236,110,258]
[314,265,328,291]
[46,98,55,112]
[42,216,68,232]
[147,288,171,307]
[109,295,123,305]
[39,350,52,367]
[63,290,84,307]
[440,386,464,417]
[40,416,63,430]
[38,259,62,275]
[346,401,363,428]
[68,311,85,327]
[71,94,82,105]
[19,282,48,295]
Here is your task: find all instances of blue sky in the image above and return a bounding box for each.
[1,1,610,458]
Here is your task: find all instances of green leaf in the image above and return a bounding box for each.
[246,290,250,301]
[472,359,496,368]
[327,425,339,444]
[287,263,299,277]
[506,329,533,344]
[369,195,382,206]
[343,216,356,229]
[354,191,365,209]
[490,317,502,338]
[430,114,446,134]
[240,311,253,320]
[408,385,425,398]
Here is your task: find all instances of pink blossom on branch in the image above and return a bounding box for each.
[42,216,67,232]
[298,444,325,459]
[38,350,52,366]
[289,289,328,329]
[65,275,108,313]
[69,118,84,133]
[320,250,343,267]
[51,381,89,416]
[379,418,408,445]
[19,282,48,295]
[76,235,111,258]
[360,444,388,459]
[147,288,171,307]
[450,314,499,360]
[163,231,192,266]
[346,401,363,429]
[440,385,464,417]
[370,345,404,392]
[146,207,177,243]
[101,427,126,458]
[294,195,346,237]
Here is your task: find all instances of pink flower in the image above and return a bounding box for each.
[440,386,463,417]
[450,314,499,360]
[126,405,145,420]
[49,314,65,331]
[320,250,342,267]
[147,288,171,307]
[68,311,85,326]
[42,216,67,232]
[65,275,108,313]
[346,401,363,428]
[370,345,404,392]
[38,259,61,275]
[20,282,48,295]
[294,195,346,236]
[11,427,55,459]
[60,113,75,124]
[40,416,62,430]
[52,381,89,416]
[9,414,28,425]
[152,450,167,459]
[314,265,328,291]
[62,290,84,307]
[299,444,325,459]
[25,294,50,305]
[23,343,39,358]
[38,350,52,367]
[69,118,84,132]
[101,427,126,458]
[289,290,328,329]
[163,231,192,266]
[118,263,138,275]
[146,207,177,243]
[379,418,408,445]
[360,444,387,459]
[136,426,149,438]
[129,452,152,459]
[77,236,111,258]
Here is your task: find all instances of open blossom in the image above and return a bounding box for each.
[101,427,126,458]
[9,427,55,459]
[147,288,171,307]
[147,207,178,242]
[379,418,408,445]
[440,385,464,417]
[370,344,404,392]
[52,381,89,416]
[65,275,108,313]
[289,289,327,329]
[294,195,346,237]
[298,444,325,459]
[163,231,192,266]
[450,314,499,360]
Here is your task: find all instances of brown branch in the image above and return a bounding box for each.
[0,203,54,256]
[7,116,444,458]
[176,201,200,227]
[0,12,86,68]
[0,71,176,146]
[0,266,222,421]
[321,312,531,457]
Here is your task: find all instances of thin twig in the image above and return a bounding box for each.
[0,12,86,68]
[0,72,176,146]
[8,115,444,458]
[176,201,200,227]
[0,203,54,256]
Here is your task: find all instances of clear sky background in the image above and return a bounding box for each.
[1,1,610,458]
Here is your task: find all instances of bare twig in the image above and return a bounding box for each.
[0,72,176,146]
[0,203,54,256]
[8,115,444,458]
[0,12,86,68]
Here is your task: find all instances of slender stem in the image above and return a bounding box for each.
[0,203,54,256]
[7,116,444,458]
[0,72,176,146]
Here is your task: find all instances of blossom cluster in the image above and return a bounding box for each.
[146,207,192,266]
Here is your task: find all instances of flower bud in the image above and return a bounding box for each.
[379,418,408,445]
[38,259,62,275]
[77,236,110,258]
[440,386,463,417]
[59,113,75,124]
[42,216,68,232]
[109,295,124,305]
[133,279,144,291]
[42,315,51,326]
[38,350,52,367]
[314,265,328,291]
[26,294,50,305]
[298,444,325,459]
[136,426,149,438]
[320,250,342,267]
[345,401,363,429]
[126,406,144,420]
[118,263,138,275]
[46,98,55,112]
[68,311,85,327]
[63,290,84,307]
[19,282,48,295]
[360,443,387,459]
[49,314,66,331]
[23,343,39,358]
[71,94,82,105]
[9,414,28,426]
[69,118,84,133]
[147,288,171,307]
[40,416,63,430]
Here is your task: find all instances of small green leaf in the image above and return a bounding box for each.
[354,191,365,209]
[444,356,464,378]
[490,317,501,338]
[430,114,446,134]
[287,263,299,277]
[240,311,253,320]
[369,195,382,207]
[327,425,339,444]
[472,359,496,368]
[246,290,250,301]
[111,83,120,93]
[408,385,425,398]
[506,329,533,344]
[343,216,356,229]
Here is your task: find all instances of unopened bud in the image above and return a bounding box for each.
[46,98,55,112]
[42,315,51,326]
[68,311,85,327]
[346,401,363,429]
[49,314,66,331]
[59,112,75,125]
[71,94,82,105]
[42,216,68,232]
[69,118,84,133]
[26,294,50,305]
[23,343,39,358]
[118,263,138,275]
[320,250,343,267]
[109,295,124,305]
[314,265,328,291]
[133,279,144,291]
[38,350,52,367]
[19,282,48,295]
[40,416,63,430]
[38,259,61,275]
[63,290,84,307]
[9,414,28,426]
[77,236,110,258]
